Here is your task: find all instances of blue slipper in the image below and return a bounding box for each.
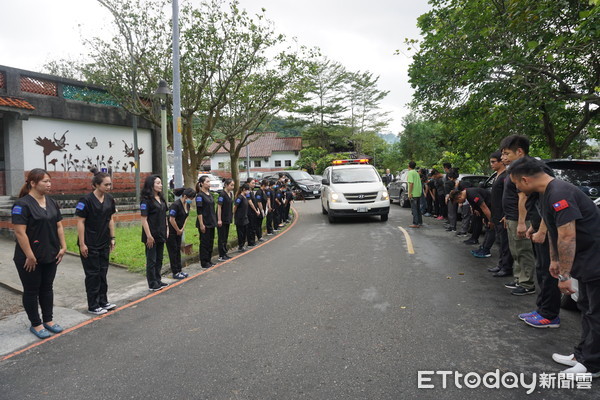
[43,323,64,333]
[30,326,52,339]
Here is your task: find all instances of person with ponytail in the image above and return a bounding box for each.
[12,168,67,339]
[195,175,217,268]
[233,183,250,252]
[141,175,169,291]
[167,187,196,279]
[75,168,117,315]
[216,179,234,261]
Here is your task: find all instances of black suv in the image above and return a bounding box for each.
[387,169,410,207]
[544,159,600,200]
[262,170,322,198]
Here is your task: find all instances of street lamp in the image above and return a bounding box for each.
[155,79,172,199]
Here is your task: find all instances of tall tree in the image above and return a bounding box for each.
[408,0,600,158]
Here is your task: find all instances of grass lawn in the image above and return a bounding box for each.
[63,209,273,274]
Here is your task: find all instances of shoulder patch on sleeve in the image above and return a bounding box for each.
[140,202,147,210]
[473,197,480,204]
[169,209,177,216]
[218,196,224,202]
[196,196,203,203]
[12,205,22,215]
[256,195,262,200]
[235,198,241,204]
[553,199,569,212]
[76,201,86,211]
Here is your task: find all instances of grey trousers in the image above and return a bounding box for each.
[506,220,535,289]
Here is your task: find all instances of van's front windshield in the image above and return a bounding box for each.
[331,168,380,184]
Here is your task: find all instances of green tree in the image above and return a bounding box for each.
[408,0,600,158]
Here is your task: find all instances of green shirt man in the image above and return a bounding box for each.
[407,168,422,198]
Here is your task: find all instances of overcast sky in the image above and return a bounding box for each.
[0,0,431,134]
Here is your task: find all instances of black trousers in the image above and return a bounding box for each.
[273,205,281,228]
[15,260,57,327]
[247,212,256,245]
[217,223,230,257]
[469,214,483,241]
[494,223,513,272]
[533,239,560,320]
[255,215,263,240]
[199,227,215,267]
[436,194,447,219]
[81,246,110,310]
[480,224,496,251]
[236,223,248,248]
[145,241,165,288]
[166,233,182,274]
[575,278,600,373]
[426,194,434,214]
[266,210,274,233]
[285,202,291,221]
[447,199,458,229]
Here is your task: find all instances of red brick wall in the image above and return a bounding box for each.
[27,171,153,195]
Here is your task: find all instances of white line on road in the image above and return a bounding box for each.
[397,226,415,254]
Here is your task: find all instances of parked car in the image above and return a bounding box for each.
[387,169,410,208]
[311,174,323,183]
[238,171,264,185]
[544,159,600,201]
[458,174,494,189]
[263,170,322,198]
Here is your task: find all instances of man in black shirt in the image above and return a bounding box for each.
[488,151,513,276]
[245,178,260,246]
[509,157,600,377]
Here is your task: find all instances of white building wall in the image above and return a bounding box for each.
[22,117,153,172]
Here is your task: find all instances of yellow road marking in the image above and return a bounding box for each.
[398,226,415,254]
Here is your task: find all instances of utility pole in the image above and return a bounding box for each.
[172,0,183,188]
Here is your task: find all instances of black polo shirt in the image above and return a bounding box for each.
[504,156,554,221]
[75,192,116,250]
[542,179,600,282]
[141,197,167,243]
[466,187,491,216]
[168,199,189,235]
[444,179,456,197]
[255,188,267,209]
[196,191,217,229]
[12,195,63,264]
[246,191,258,216]
[434,178,445,196]
[491,170,507,224]
[234,194,249,225]
[217,190,233,225]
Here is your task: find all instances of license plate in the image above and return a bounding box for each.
[313,190,319,194]
[357,206,368,212]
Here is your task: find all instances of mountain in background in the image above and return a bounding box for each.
[378,132,399,144]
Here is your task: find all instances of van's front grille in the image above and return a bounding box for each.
[344,192,378,203]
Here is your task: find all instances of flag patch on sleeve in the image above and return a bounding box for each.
[169,209,177,216]
[76,202,86,211]
[553,199,569,211]
[473,197,480,203]
[12,205,22,215]
[140,203,147,210]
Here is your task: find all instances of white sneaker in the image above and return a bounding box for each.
[552,353,577,367]
[562,362,600,378]
[101,303,117,311]
[88,307,107,315]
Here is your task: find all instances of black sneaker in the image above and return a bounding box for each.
[463,239,479,245]
[159,282,169,288]
[512,287,536,296]
[217,257,226,262]
[148,285,163,292]
[238,247,246,252]
[446,227,456,232]
[504,281,519,289]
[456,232,468,237]
[487,266,501,273]
[100,302,117,311]
[173,272,187,279]
[88,307,108,315]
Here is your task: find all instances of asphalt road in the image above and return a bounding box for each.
[0,200,591,399]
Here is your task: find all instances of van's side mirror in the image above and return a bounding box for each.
[321,178,329,185]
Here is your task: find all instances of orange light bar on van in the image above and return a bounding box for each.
[332,159,370,165]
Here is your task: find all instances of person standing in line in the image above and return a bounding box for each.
[245,178,260,247]
[217,179,234,261]
[419,168,428,216]
[500,135,536,296]
[284,184,294,223]
[277,184,287,227]
[254,180,268,242]
[444,169,459,232]
[486,151,514,277]
[433,170,446,220]
[509,157,600,375]
[264,180,274,236]
[272,179,281,230]
[12,168,67,339]
[76,168,117,315]
[233,183,250,252]
[407,161,423,228]
[141,175,169,291]
[196,175,217,269]
[166,187,195,279]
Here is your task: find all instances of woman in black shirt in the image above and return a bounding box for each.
[141,175,168,291]
[233,183,250,251]
[75,168,117,315]
[196,175,217,268]
[167,187,196,279]
[12,168,67,339]
[217,179,234,261]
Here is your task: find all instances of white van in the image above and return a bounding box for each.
[320,159,390,223]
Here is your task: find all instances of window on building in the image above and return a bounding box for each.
[254,160,261,168]
[242,161,248,168]
[285,160,292,167]
[275,160,281,167]
[218,162,225,169]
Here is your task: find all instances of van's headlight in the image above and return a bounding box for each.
[381,191,389,200]
[331,192,340,202]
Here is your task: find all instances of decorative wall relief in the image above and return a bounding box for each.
[34,130,69,170]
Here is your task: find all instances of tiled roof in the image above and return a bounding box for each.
[209,132,302,158]
[0,96,35,110]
